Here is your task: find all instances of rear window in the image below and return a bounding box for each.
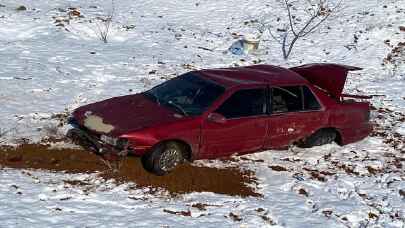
[271,86,321,113]
[272,86,302,113]
[303,86,321,110]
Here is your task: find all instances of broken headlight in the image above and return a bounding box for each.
[100,135,129,149]
[100,135,118,146]
[116,138,129,149]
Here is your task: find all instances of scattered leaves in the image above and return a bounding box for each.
[269,165,288,171]
[298,188,309,197]
[310,171,327,182]
[229,212,242,222]
[163,209,191,217]
[191,203,208,211]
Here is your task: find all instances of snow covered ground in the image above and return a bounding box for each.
[0,0,404,227]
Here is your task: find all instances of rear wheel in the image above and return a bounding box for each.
[141,141,184,176]
[299,129,337,148]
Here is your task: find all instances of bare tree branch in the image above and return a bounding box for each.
[262,0,342,59]
[300,13,329,36]
[285,0,297,36]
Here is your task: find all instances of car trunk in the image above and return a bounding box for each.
[290,63,363,100]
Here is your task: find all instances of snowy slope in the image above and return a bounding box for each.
[0,0,404,227]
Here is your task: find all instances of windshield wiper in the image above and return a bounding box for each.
[167,100,188,116]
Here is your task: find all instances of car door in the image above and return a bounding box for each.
[265,85,327,149]
[201,87,268,158]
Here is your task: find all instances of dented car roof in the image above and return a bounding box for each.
[196,64,362,99]
[197,65,307,87]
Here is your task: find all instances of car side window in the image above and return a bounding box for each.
[271,86,303,113]
[215,88,266,119]
[303,86,321,110]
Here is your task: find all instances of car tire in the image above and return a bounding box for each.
[299,129,337,148]
[141,141,184,176]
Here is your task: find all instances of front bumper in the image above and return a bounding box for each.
[66,117,129,157]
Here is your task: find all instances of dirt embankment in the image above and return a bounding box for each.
[0,144,260,197]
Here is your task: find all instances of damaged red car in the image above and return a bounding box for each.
[68,63,372,175]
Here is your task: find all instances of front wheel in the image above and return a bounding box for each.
[141,141,184,176]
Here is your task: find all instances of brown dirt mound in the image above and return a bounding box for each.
[0,144,260,197]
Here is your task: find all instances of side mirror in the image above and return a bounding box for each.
[207,112,227,124]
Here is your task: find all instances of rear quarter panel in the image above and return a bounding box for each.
[310,86,371,145]
[328,102,372,144]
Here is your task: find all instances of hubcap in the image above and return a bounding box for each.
[159,148,181,172]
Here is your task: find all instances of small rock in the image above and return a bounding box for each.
[269,165,288,171]
[322,209,333,217]
[0,4,5,7]
[298,188,309,197]
[16,5,27,11]
[399,189,405,197]
[255,208,265,212]
[399,26,405,32]
[69,9,81,17]
[229,212,242,221]
[191,203,208,211]
[368,212,379,220]
[123,24,135,31]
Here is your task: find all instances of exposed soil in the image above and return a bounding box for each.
[0,144,260,197]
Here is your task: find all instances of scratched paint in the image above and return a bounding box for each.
[84,115,115,133]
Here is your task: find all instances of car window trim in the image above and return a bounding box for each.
[225,114,269,121]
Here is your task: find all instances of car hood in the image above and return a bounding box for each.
[72,93,179,136]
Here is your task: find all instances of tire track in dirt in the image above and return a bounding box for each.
[0,144,260,197]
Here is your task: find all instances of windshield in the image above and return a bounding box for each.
[144,73,225,116]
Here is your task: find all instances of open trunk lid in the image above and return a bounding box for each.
[290,63,363,99]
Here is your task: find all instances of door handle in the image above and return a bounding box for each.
[287,128,295,133]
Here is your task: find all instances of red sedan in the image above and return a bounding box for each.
[68,63,372,175]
